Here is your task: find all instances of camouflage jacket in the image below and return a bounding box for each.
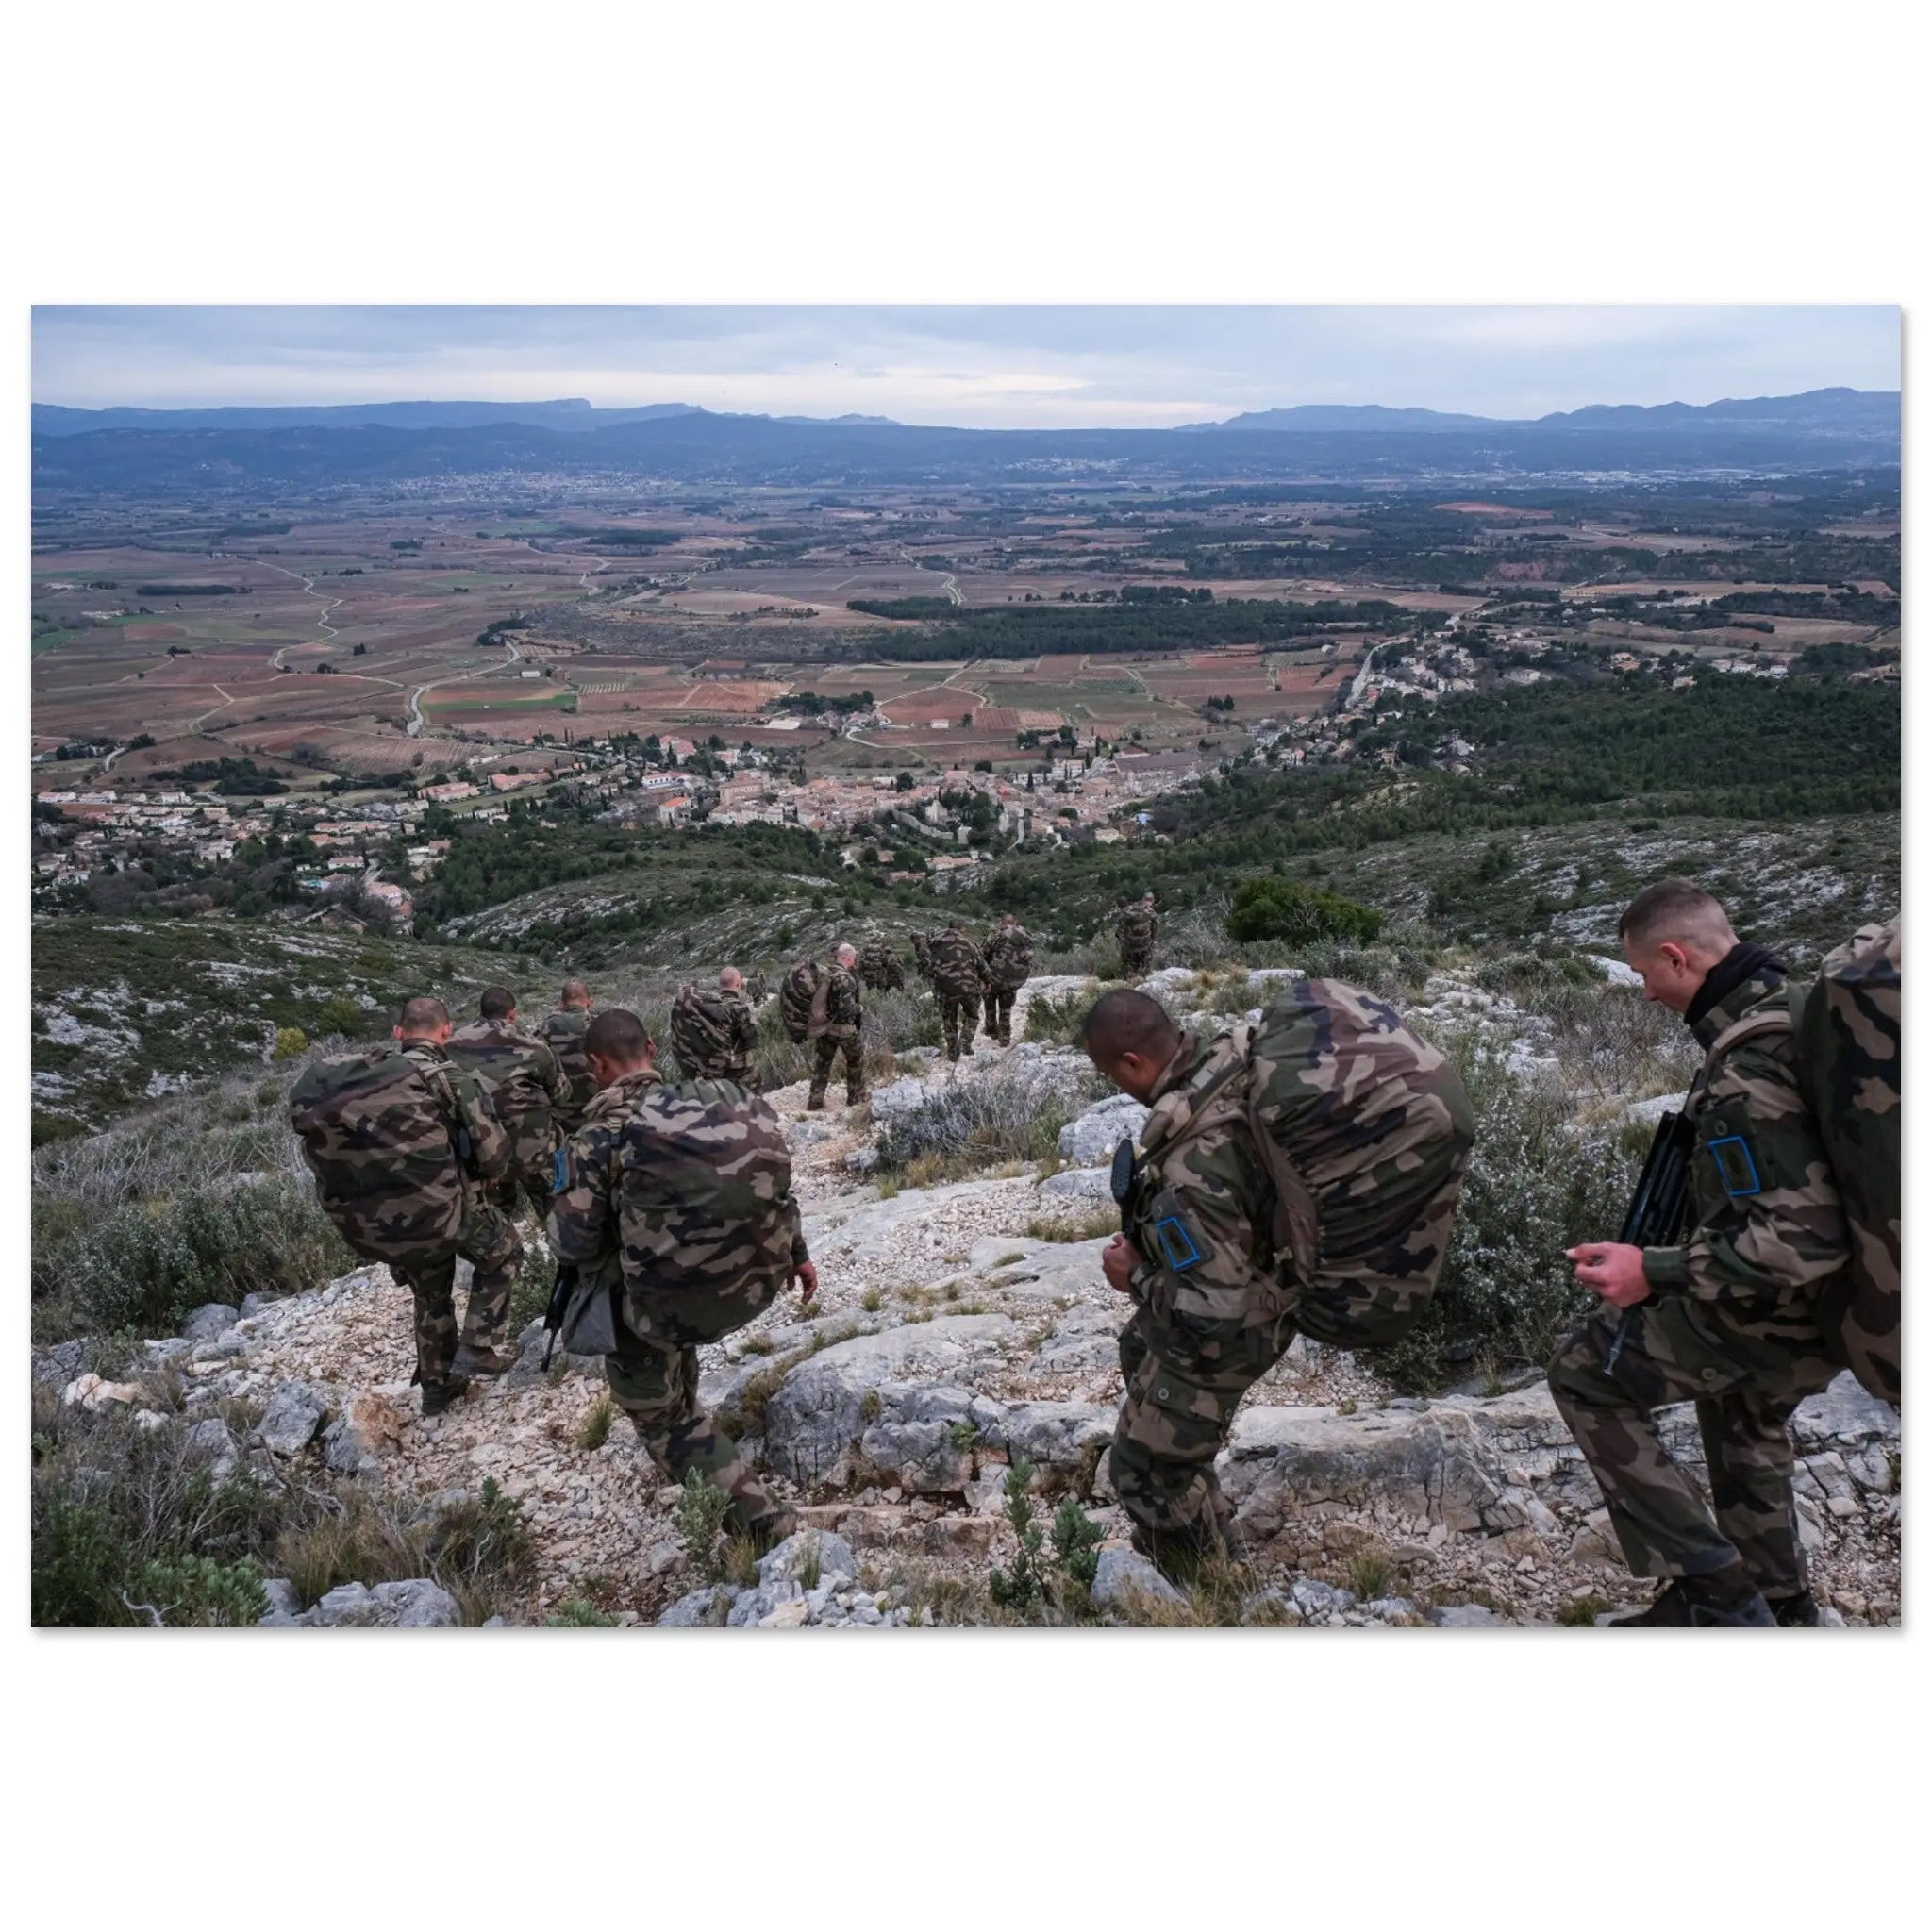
[857,941,904,991]
[1642,966,1850,1318]
[926,928,986,996]
[822,963,863,1039]
[548,1069,663,1289]
[400,1040,513,1193]
[671,984,758,1079]
[1116,905,1158,951]
[549,1069,808,1315]
[538,1008,599,1131]
[745,970,771,1005]
[1121,1030,1279,1366]
[446,1020,567,1142]
[909,933,935,982]
[982,922,1034,991]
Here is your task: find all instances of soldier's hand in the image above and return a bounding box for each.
[792,1260,819,1303]
[1101,1234,1136,1295]
[1566,1242,1652,1309]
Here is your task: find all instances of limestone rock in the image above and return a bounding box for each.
[1425,1603,1506,1627]
[322,1392,404,1476]
[1091,1547,1185,1612]
[658,1585,739,1628]
[996,1400,1115,1479]
[180,1303,241,1344]
[31,1341,87,1391]
[255,1379,331,1457]
[184,1417,241,1483]
[1039,1166,1116,1207]
[759,1529,859,1589]
[59,1373,145,1411]
[1058,1094,1149,1168]
[295,1579,461,1628]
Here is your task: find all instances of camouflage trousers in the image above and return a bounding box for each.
[1112,1302,1294,1580]
[394,1201,525,1391]
[1120,948,1153,980]
[1547,1297,1839,1596]
[808,1034,865,1106]
[606,1327,793,1542]
[984,988,1019,1044]
[938,991,981,1058]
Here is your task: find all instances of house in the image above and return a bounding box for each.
[421,780,479,803]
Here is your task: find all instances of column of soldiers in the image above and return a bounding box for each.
[291,876,1893,1623]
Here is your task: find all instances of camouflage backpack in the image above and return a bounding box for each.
[670,983,747,1079]
[1228,980,1474,1348]
[1792,921,1901,1407]
[289,1047,467,1262]
[779,958,828,1043]
[858,941,904,991]
[539,1008,599,1122]
[613,1078,797,1344]
[926,928,983,995]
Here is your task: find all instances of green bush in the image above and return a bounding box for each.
[31,1176,355,1343]
[272,1026,309,1061]
[1379,1041,1640,1392]
[313,994,366,1037]
[1226,877,1383,947]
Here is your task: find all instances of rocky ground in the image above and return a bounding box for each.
[35,972,1903,1628]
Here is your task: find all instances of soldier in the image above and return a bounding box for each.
[926,921,986,1061]
[1078,988,1298,1582]
[291,996,525,1417]
[1115,892,1159,978]
[980,911,1035,1046]
[538,980,599,1137]
[447,986,569,1219]
[670,968,759,1083]
[807,942,866,1111]
[548,1008,814,1546]
[909,931,935,987]
[1547,883,1847,1627]
[745,967,771,1007]
[857,939,906,992]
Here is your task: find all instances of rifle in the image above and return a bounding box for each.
[1604,1109,1694,1374]
[541,1262,581,1371]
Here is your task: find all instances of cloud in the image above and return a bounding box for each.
[30,304,1899,425]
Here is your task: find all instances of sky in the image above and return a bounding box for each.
[31,305,1900,429]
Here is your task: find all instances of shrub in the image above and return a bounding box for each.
[547,1597,621,1626]
[874,1063,1076,1174]
[674,1469,733,1579]
[1226,877,1383,947]
[1024,987,1094,1045]
[313,994,366,1038]
[272,1026,309,1061]
[1379,1041,1640,1393]
[576,1396,615,1451]
[989,1458,1050,1610]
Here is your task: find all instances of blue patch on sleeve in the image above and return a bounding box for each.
[1153,1215,1205,1272]
[1707,1135,1762,1197]
[553,1146,570,1193]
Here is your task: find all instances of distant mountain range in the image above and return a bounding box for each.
[29,388,1898,491]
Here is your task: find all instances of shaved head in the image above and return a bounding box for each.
[719,966,742,991]
[1080,988,1179,1068]
[398,996,449,1037]
[1619,882,1737,956]
[836,943,858,966]
[585,1008,652,1071]
[1619,880,1741,1013]
[559,980,591,1009]
[479,985,515,1020]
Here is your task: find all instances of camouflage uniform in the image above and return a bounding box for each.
[1116,901,1158,978]
[857,941,905,992]
[538,1008,598,1137]
[446,1017,568,1217]
[1797,920,1900,1407]
[808,961,865,1108]
[670,983,758,1084]
[1547,959,1847,1599]
[745,969,771,1006]
[926,926,986,1060]
[1111,1028,1293,1578]
[909,932,935,986]
[980,919,1034,1046]
[391,1041,525,1395]
[548,1068,800,1542]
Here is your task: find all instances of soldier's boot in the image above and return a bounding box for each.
[1769,1589,1824,1626]
[806,1089,827,1111]
[1608,1573,1776,1627]
[451,1341,519,1379]
[845,1084,867,1108]
[419,1373,470,1418]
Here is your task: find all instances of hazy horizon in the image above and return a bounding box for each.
[31,305,1900,430]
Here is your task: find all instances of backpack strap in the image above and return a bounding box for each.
[1700,1008,1793,1083]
